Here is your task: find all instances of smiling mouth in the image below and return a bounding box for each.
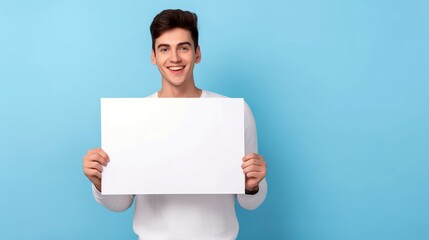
[167,66,185,71]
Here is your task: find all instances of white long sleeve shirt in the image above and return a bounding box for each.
[93,90,267,240]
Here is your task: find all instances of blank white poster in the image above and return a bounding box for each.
[101,98,244,194]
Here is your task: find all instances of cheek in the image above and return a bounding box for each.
[153,58,164,67]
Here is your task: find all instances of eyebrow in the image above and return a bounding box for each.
[177,41,192,47]
[156,41,192,49]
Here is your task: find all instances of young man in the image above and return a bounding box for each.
[83,9,267,239]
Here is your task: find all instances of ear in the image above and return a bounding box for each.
[195,46,201,64]
[151,50,156,65]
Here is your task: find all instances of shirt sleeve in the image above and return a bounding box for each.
[92,184,135,212]
[237,101,267,210]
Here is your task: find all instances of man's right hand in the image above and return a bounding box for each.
[83,148,109,192]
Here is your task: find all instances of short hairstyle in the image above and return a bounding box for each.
[150,9,199,51]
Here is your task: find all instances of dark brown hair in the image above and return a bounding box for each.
[150,9,199,51]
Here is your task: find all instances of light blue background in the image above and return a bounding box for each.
[1,0,428,239]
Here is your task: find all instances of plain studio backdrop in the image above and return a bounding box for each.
[0,0,428,239]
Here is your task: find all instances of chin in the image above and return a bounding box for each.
[168,79,187,86]
[168,81,185,87]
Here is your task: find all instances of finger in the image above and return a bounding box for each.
[242,153,259,161]
[83,154,103,167]
[243,165,267,178]
[245,171,263,179]
[86,161,103,173]
[243,165,262,174]
[241,158,265,169]
[84,168,102,179]
[96,149,110,162]
[87,148,110,162]
[84,153,108,166]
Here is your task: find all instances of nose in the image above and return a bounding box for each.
[170,50,181,62]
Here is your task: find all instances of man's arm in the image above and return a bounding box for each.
[83,148,134,212]
[91,184,134,212]
[237,178,267,210]
[237,102,267,210]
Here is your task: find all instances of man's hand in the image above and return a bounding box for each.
[241,153,267,195]
[83,148,109,192]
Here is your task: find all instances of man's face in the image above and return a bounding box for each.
[151,28,201,88]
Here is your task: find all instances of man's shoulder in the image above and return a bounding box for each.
[145,92,158,98]
[203,90,228,98]
[204,90,253,117]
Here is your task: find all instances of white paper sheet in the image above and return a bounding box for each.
[101,98,244,194]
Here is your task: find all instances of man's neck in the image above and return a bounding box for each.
[158,84,202,98]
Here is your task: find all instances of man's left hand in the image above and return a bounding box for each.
[241,153,267,194]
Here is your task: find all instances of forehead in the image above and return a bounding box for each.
[155,28,194,47]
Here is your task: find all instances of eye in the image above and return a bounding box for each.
[179,46,189,52]
[159,47,168,53]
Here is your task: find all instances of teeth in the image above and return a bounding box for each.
[168,66,184,71]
